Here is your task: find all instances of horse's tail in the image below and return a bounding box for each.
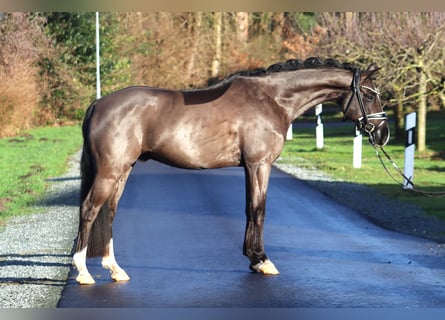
[79,101,96,204]
[78,101,112,258]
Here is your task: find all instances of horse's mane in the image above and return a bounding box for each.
[209,57,357,89]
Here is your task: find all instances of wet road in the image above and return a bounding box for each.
[58,160,445,307]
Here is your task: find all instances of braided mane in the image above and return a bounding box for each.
[210,57,358,88]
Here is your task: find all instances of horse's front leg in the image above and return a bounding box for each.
[243,161,279,275]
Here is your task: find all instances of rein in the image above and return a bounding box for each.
[373,145,445,197]
[345,68,445,197]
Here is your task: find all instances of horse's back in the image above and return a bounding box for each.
[95,86,179,112]
[89,86,181,131]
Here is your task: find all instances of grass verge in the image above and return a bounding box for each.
[279,111,445,221]
[0,124,82,222]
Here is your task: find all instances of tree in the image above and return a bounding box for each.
[280,13,326,60]
[0,12,48,136]
[0,11,326,135]
[318,12,445,151]
[211,12,223,79]
[185,12,203,83]
[236,12,249,44]
[38,12,130,119]
[44,13,96,83]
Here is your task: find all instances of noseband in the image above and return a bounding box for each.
[344,68,387,135]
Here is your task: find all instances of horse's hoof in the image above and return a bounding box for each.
[250,259,280,275]
[76,273,96,285]
[111,270,130,282]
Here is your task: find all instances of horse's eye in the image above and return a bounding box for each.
[365,94,374,101]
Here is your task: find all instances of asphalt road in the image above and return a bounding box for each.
[58,160,445,307]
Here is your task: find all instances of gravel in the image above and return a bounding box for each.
[0,151,80,308]
[1,150,444,307]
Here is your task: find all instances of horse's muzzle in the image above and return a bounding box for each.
[368,122,390,147]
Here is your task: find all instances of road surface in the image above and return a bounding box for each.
[58,160,445,307]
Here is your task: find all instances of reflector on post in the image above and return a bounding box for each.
[404,112,416,189]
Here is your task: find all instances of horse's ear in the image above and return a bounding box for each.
[362,63,381,80]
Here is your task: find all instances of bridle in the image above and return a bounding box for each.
[343,69,445,197]
[344,68,387,136]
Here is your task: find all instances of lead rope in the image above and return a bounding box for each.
[373,145,445,197]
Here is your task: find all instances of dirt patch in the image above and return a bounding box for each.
[0,198,12,212]
[19,164,45,180]
[8,134,34,143]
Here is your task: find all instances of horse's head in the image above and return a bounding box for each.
[342,64,390,147]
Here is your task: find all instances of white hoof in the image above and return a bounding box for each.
[111,269,130,282]
[76,272,96,285]
[250,259,280,275]
[102,257,130,282]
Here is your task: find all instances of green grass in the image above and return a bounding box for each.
[280,111,445,220]
[0,125,82,222]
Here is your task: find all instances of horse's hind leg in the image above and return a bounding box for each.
[101,166,132,282]
[73,176,117,285]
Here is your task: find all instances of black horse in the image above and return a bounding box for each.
[73,57,389,284]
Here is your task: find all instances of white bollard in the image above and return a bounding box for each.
[353,126,362,168]
[404,112,416,189]
[286,123,293,140]
[315,104,324,149]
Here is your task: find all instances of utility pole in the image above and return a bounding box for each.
[211,12,222,79]
[96,12,101,99]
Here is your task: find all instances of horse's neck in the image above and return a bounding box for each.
[258,68,354,122]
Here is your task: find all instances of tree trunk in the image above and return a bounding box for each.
[417,66,427,152]
[345,12,355,35]
[272,12,286,40]
[236,12,249,45]
[185,12,203,84]
[440,85,445,110]
[393,86,405,140]
[211,12,222,79]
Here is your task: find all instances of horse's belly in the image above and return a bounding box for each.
[153,130,241,169]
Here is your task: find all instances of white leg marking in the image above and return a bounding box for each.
[251,259,280,275]
[73,246,95,285]
[101,238,130,282]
